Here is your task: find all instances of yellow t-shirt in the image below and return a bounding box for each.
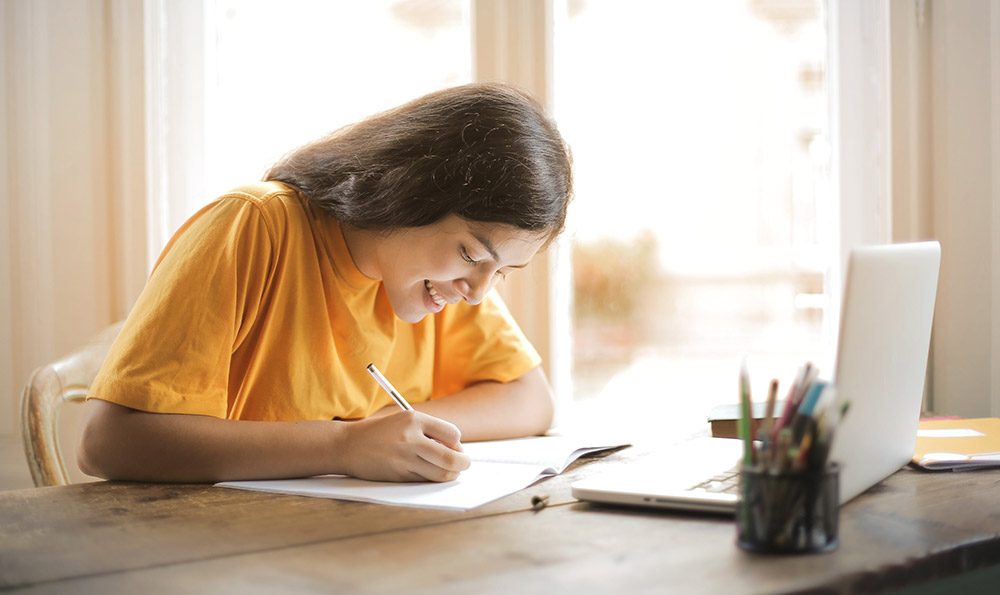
[90,181,541,420]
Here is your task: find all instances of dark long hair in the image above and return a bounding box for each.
[264,83,573,241]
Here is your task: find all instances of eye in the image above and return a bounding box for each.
[495,270,508,280]
[461,247,478,265]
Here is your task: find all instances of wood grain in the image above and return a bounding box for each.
[2,448,999,594]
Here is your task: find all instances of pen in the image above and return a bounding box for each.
[366,363,414,411]
[796,381,827,418]
[789,381,826,444]
[775,428,793,472]
[760,379,779,466]
[774,363,807,436]
[814,400,850,465]
[531,494,550,511]
[792,433,813,470]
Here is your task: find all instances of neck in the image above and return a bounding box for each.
[339,223,381,280]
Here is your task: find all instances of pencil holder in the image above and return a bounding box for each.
[736,463,840,554]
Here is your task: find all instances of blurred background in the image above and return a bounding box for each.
[3,0,998,487]
[201,0,832,439]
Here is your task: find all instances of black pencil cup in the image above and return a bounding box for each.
[736,462,840,554]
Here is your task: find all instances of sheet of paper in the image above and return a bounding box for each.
[219,460,552,511]
[217,435,629,511]
[917,428,985,438]
[462,435,616,470]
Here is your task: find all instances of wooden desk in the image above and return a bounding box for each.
[3,446,999,594]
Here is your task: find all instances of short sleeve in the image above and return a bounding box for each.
[89,195,274,417]
[432,290,542,399]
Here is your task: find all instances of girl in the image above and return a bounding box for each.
[78,83,573,484]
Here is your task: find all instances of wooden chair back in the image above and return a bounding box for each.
[20,322,124,486]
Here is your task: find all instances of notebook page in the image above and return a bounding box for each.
[219,461,549,511]
[462,435,624,473]
[217,436,629,510]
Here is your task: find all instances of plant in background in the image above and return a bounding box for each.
[572,231,658,323]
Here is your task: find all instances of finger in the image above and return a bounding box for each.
[406,454,466,483]
[415,439,471,473]
[418,415,464,451]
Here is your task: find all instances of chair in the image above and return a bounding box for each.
[20,321,124,487]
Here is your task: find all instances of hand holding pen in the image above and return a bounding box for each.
[341,363,470,483]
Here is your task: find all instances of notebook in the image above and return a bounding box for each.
[217,435,628,511]
[911,417,1000,471]
[571,241,942,513]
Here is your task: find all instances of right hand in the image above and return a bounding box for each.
[340,410,471,482]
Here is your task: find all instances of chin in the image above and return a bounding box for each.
[396,310,428,324]
[388,285,437,324]
[389,300,428,324]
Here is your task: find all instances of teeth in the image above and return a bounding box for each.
[424,280,446,307]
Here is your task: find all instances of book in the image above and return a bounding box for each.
[708,401,785,439]
[911,417,1000,471]
[217,435,629,511]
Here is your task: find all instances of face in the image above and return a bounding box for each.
[352,215,548,323]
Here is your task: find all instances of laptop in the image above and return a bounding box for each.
[571,241,942,513]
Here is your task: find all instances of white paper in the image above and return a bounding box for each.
[461,435,614,471]
[217,435,627,511]
[916,428,985,438]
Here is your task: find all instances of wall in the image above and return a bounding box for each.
[840,0,999,417]
[1,0,147,437]
[925,0,1000,416]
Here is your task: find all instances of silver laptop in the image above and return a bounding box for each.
[571,241,942,513]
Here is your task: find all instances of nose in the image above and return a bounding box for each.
[454,271,495,305]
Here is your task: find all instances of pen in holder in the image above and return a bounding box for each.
[737,462,840,554]
[736,360,848,554]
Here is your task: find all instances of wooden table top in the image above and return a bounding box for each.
[3,444,1000,594]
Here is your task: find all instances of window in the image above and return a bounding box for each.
[146,0,472,247]
[554,0,831,436]
[203,0,472,201]
[150,1,929,430]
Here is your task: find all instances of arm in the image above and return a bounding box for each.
[77,398,470,484]
[376,366,555,442]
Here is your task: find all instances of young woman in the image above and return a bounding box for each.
[78,83,573,484]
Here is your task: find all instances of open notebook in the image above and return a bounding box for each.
[912,418,1000,470]
[218,435,627,511]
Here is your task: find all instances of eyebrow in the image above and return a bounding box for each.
[471,232,529,269]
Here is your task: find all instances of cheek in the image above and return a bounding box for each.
[424,262,465,281]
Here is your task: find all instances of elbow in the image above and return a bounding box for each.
[76,442,103,480]
[534,391,556,436]
[76,406,110,479]
[76,399,127,480]
[521,367,556,436]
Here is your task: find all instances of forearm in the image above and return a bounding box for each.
[78,399,347,483]
[411,366,555,441]
[79,398,470,484]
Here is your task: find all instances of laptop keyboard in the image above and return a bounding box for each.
[689,464,740,495]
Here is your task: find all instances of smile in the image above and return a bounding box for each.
[424,280,448,307]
